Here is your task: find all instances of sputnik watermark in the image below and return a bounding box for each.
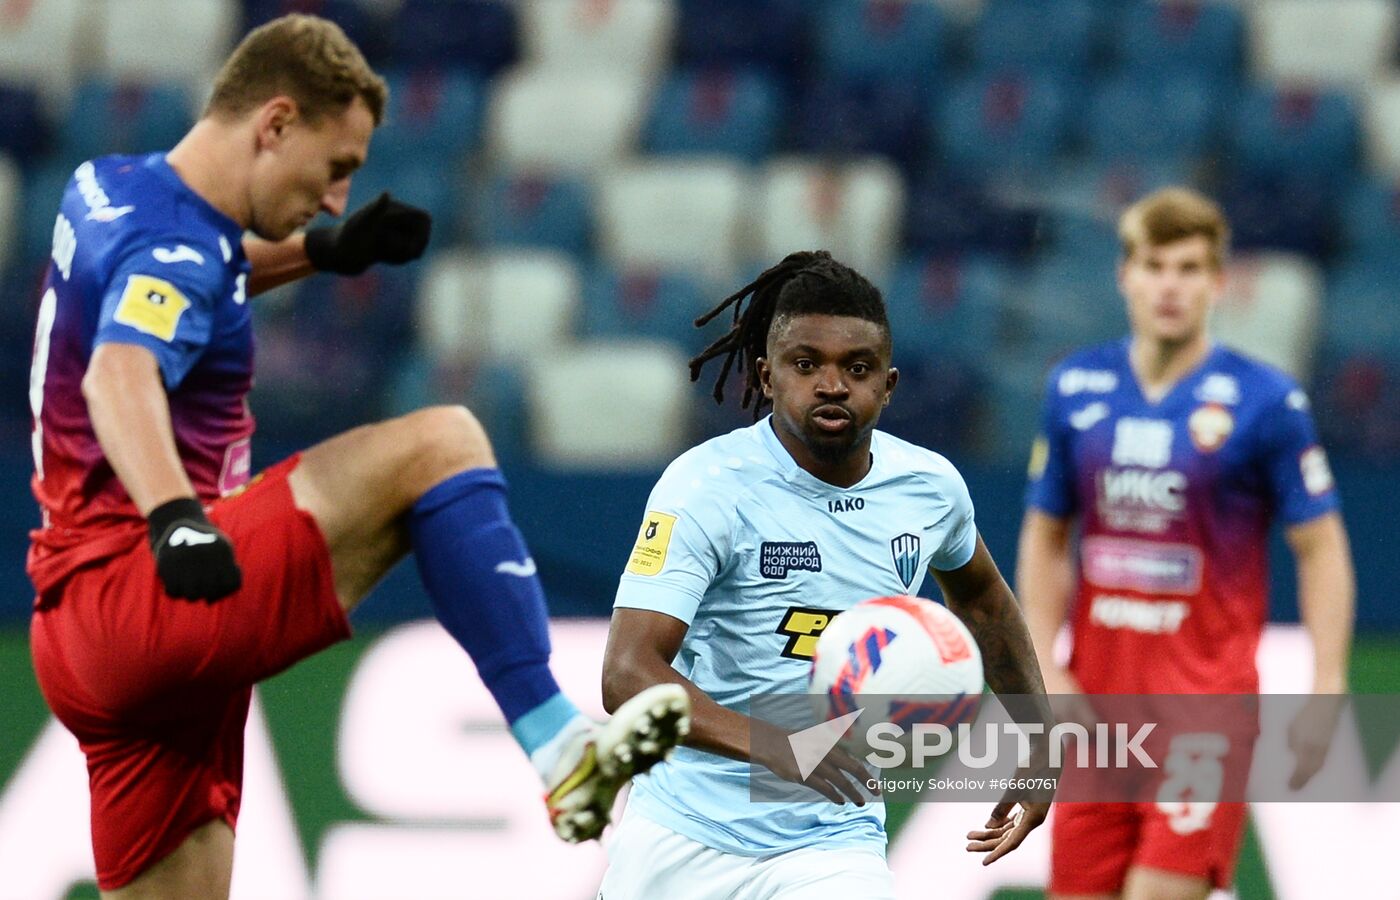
[862,721,1157,769]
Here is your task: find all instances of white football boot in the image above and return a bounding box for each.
[544,683,691,842]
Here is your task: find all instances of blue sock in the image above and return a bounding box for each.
[409,468,581,755]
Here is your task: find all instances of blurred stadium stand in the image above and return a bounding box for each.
[1,0,1399,633]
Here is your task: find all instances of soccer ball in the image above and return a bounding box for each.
[809,596,984,728]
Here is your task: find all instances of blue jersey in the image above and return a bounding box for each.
[614,417,978,855]
[1025,340,1339,693]
[28,153,253,598]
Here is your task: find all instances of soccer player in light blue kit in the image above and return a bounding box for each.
[598,252,1052,898]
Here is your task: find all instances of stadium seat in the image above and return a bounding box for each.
[645,69,781,164]
[874,347,982,457]
[18,161,72,272]
[971,0,1099,76]
[674,0,809,77]
[0,0,84,101]
[791,79,929,173]
[1315,258,1400,459]
[596,160,747,284]
[1249,0,1397,88]
[904,174,1042,256]
[1116,0,1244,78]
[1230,85,1358,181]
[527,340,690,469]
[1363,77,1400,179]
[982,355,1056,462]
[813,0,950,83]
[1017,253,1126,354]
[1214,253,1324,381]
[469,173,592,256]
[1339,175,1400,264]
[284,268,417,366]
[578,265,709,346]
[101,0,238,85]
[1322,258,1400,363]
[374,69,482,168]
[242,0,388,62]
[884,254,1011,366]
[1038,158,1195,252]
[342,155,464,244]
[417,249,579,365]
[0,154,18,274]
[252,268,417,440]
[488,68,649,173]
[756,157,906,278]
[1315,351,1400,461]
[1220,174,1336,258]
[520,0,675,74]
[389,0,518,76]
[60,80,195,164]
[935,73,1077,178]
[1085,73,1223,164]
[386,349,531,459]
[0,84,50,165]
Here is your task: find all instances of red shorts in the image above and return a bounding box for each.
[29,455,350,890]
[1050,800,1249,894]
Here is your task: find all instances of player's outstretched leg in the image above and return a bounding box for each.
[288,405,690,840]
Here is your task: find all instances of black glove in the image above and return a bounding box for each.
[147,497,242,602]
[304,191,432,276]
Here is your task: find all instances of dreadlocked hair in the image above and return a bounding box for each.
[689,250,889,419]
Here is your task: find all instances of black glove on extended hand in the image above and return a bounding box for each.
[147,497,242,602]
[304,191,433,276]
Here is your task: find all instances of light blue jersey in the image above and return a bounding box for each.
[614,417,978,856]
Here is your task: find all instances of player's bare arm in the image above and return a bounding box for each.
[1015,509,1081,695]
[1285,511,1356,788]
[242,232,312,295]
[603,607,870,805]
[932,533,1052,865]
[83,343,195,515]
[83,342,242,601]
[935,534,1048,698]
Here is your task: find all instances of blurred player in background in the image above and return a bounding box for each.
[598,251,1051,899]
[25,15,686,898]
[1017,188,1355,899]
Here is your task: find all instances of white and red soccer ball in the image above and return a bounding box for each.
[809,596,984,728]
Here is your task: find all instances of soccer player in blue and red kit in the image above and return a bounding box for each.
[25,15,687,898]
[1017,188,1355,900]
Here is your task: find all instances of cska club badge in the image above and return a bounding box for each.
[1188,403,1234,453]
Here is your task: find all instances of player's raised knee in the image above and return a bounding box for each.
[404,404,497,477]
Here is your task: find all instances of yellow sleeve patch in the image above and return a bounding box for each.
[1027,435,1049,480]
[625,511,678,576]
[113,274,192,342]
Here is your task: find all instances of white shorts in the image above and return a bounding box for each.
[596,806,895,900]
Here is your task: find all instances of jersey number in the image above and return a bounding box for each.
[29,288,57,478]
[1155,732,1229,834]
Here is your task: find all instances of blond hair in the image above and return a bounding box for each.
[206,14,387,126]
[1118,187,1231,269]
